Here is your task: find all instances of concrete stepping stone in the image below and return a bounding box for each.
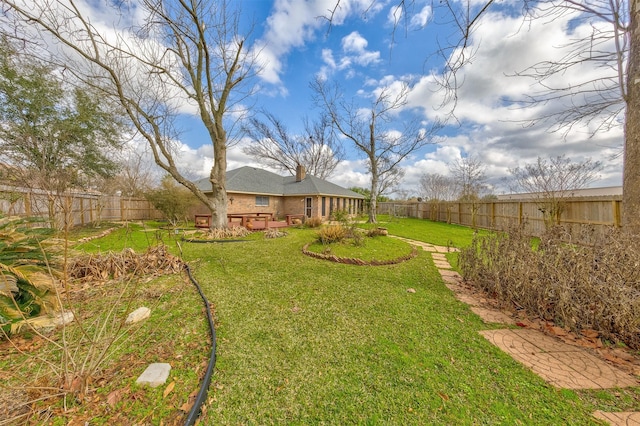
[438,269,461,278]
[136,363,171,388]
[433,261,452,269]
[454,293,483,306]
[480,329,638,389]
[126,307,151,324]
[470,307,515,325]
[593,410,640,425]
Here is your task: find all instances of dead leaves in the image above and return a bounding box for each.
[67,245,184,281]
[180,389,199,413]
[163,381,175,398]
[515,317,640,374]
[106,387,128,407]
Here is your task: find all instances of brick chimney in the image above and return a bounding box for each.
[296,164,306,182]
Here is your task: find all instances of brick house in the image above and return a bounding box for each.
[194,165,365,222]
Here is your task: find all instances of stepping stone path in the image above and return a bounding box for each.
[394,236,640,426]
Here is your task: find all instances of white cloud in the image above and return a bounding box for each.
[410,5,432,28]
[330,159,371,189]
[387,4,403,27]
[256,0,383,86]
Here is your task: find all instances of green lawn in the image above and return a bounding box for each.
[179,226,606,424]
[4,218,635,424]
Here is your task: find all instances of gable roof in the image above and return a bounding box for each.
[195,166,364,198]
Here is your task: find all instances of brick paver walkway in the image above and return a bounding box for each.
[396,236,640,425]
[480,329,638,389]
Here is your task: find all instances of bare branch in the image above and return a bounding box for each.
[312,75,440,223]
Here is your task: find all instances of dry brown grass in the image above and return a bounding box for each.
[304,217,323,228]
[459,225,640,349]
[264,228,288,239]
[68,245,184,280]
[316,224,348,244]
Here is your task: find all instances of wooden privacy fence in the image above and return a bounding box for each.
[378,196,623,238]
[0,186,163,227]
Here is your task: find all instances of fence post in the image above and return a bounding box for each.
[79,197,85,226]
[24,192,32,217]
[613,200,621,227]
[518,202,523,226]
[491,202,496,228]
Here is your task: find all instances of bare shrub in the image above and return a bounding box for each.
[264,229,288,239]
[459,225,640,349]
[304,217,323,228]
[366,227,388,237]
[198,226,251,240]
[317,224,347,244]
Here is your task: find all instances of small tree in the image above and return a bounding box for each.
[145,176,200,227]
[419,172,458,221]
[419,172,458,202]
[509,155,602,228]
[0,40,124,228]
[449,156,488,228]
[313,77,439,223]
[242,111,344,179]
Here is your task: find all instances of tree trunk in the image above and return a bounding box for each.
[209,133,228,229]
[624,1,640,234]
[369,170,378,224]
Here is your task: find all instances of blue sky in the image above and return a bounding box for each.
[167,0,624,197]
[14,0,622,197]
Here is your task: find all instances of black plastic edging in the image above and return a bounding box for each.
[184,264,217,426]
[182,238,248,243]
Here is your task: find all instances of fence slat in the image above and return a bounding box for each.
[0,186,162,226]
[379,197,623,238]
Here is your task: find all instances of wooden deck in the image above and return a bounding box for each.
[197,214,298,230]
[229,220,290,230]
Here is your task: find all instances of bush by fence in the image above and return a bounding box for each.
[459,225,640,349]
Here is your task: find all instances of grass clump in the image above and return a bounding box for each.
[316,224,348,244]
[303,217,323,228]
[459,225,640,349]
[264,228,288,239]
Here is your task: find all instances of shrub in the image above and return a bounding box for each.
[0,215,60,334]
[367,227,388,237]
[196,226,251,240]
[304,217,323,228]
[330,208,350,224]
[317,224,347,244]
[264,228,288,239]
[459,225,640,349]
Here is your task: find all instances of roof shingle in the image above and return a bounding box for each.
[195,166,364,198]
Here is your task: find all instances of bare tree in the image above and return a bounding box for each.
[312,77,438,223]
[419,172,457,201]
[448,156,487,228]
[509,155,602,227]
[242,111,344,179]
[4,0,259,228]
[96,146,158,197]
[448,156,487,201]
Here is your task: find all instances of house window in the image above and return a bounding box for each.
[255,196,269,206]
[322,197,326,216]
